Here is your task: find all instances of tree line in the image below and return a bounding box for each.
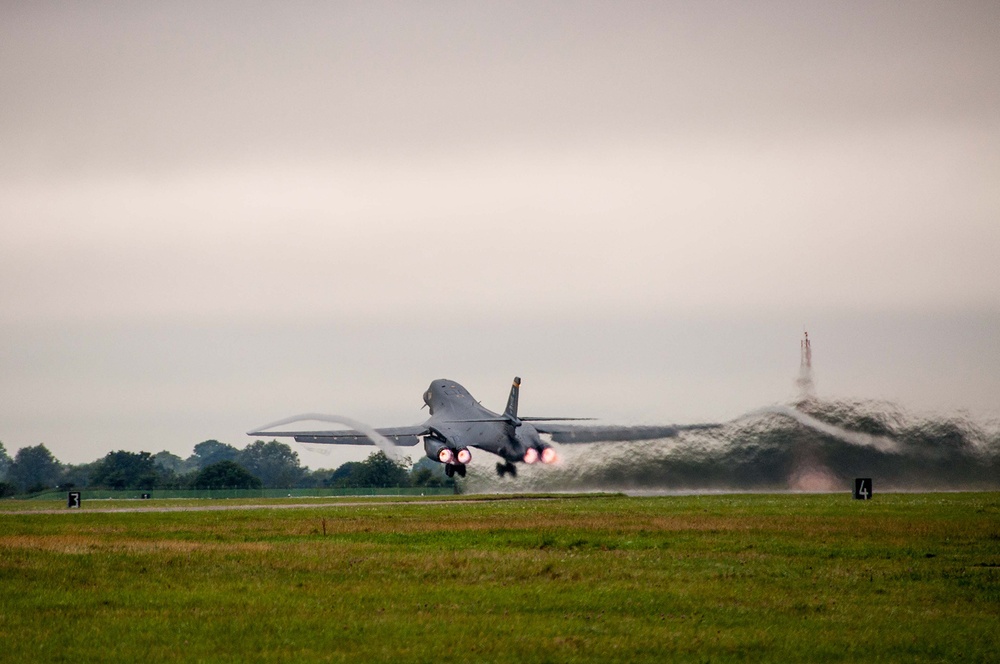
[0,439,452,497]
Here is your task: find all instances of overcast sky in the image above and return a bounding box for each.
[2,1,998,468]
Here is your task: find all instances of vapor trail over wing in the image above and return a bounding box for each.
[744,406,902,454]
[247,413,426,457]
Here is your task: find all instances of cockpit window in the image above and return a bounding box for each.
[432,382,467,398]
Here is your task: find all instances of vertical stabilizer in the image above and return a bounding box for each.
[504,376,521,420]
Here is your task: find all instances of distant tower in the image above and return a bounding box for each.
[796,330,814,396]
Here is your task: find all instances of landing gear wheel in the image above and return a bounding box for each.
[495,461,517,478]
[445,464,455,478]
[455,464,466,478]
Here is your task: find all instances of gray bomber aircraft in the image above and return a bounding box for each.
[248,376,716,478]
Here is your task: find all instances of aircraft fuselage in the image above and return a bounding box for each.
[420,378,553,477]
[248,376,567,480]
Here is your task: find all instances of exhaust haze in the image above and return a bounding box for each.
[464,400,1000,493]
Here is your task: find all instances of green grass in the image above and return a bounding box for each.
[1,493,998,662]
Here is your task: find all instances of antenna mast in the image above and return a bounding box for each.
[796,330,814,396]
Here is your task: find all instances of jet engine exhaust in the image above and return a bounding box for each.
[438,448,455,464]
[540,446,558,464]
[456,448,472,464]
[465,397,1000,494]
[523,447,539,464]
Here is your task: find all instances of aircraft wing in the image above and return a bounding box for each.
[247,423,427,447]
[534,422,721,443]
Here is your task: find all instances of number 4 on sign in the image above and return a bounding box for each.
[854,478,872,500]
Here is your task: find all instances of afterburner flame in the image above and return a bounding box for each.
[456,448,472,464]
[540,447,558,464]
[523,448,539,464]
[438,448,454,464]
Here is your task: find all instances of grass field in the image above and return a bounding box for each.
[1,493,998,662]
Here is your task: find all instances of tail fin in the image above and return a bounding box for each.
[503,376,521,420]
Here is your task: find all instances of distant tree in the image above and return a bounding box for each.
[8,444,62,493]
[60,461,100,490]
[410,467,436,487]
[239,440,305,488]
[325,461,362,487]
[188,440,240,470]
[148,452,190,489]
[0,441,11,480]
[296,467,336,489]
[89,451,159,490]
[153,451,189,474]
[0,482,16,498]
[191,461,262,490]
[331,452,411,488]
[410,456,452,488]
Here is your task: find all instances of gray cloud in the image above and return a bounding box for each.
[4,2,998,175]
[1,2,998,465]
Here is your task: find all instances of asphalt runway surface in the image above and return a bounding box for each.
[0,496,556,515]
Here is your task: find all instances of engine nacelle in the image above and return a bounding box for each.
[456,448,472,464]
[523,443,557,464]
[515,426,547,464]
[424,435,455,465]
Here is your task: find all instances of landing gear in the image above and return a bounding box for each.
[445,463,466,478]
[495,461,518,478]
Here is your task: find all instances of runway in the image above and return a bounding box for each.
[0,495,558,515]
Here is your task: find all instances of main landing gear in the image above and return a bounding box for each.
[444,463,466,478]
[495,461,518,478]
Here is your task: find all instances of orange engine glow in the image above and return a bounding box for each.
[438,448,454,464]
[456,448,472,464]
[523,448,539,464]
[540,447,558,464]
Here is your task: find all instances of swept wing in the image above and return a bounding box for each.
[247,414,426,447]
[248,426,426,446]
[534,422,721,443]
